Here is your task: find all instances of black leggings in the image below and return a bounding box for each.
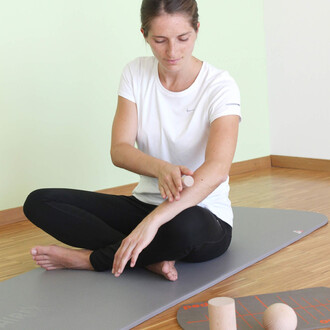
[23,188,232,271]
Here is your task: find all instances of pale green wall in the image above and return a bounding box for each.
[0,0,270,211]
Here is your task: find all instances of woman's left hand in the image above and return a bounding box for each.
[112,218,159,277]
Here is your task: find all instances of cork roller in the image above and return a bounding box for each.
[208,297,237,330]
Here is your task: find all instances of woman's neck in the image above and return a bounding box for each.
[158,57,203,92]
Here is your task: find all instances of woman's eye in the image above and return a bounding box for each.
[154,40,166,44]
[179,38,189,42]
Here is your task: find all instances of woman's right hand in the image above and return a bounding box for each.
[158,163,194,202]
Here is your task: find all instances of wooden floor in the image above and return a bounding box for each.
[1,167,329,329]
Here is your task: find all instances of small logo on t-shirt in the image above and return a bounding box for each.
[186,108,195,112]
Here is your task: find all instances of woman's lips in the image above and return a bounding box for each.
[166,58,181,65]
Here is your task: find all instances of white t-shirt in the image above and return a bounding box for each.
[118,56,241,226]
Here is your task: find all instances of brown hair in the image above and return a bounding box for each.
[140,0,199,37]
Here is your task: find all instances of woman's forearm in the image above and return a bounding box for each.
[111,143,167,178]
[144,159,229,228]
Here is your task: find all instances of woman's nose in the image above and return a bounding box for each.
[166,40,176,58]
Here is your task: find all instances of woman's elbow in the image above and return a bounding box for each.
[110,145,122,167]
[213,173,228,188]
[203,161,230,188]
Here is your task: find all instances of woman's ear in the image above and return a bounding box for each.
[196,22,200,33]
[141,28,149,43]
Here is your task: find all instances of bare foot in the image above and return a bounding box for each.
[31,245,94,271]
[146,261,178,281]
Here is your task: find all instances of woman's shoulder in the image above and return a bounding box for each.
[202,61,235,84]
[197,62,240,100]
[124,56,156,71]
[120,57,156,83]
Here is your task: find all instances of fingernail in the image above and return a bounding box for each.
[31,249,37,255]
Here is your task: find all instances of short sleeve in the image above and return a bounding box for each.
[208,73,241,123]
[118,62,136,103]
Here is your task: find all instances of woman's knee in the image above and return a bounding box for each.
[23,188,53,222]
[161,206,216,245]
[183,234,232,262]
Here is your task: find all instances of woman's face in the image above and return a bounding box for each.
[143,13,199,73]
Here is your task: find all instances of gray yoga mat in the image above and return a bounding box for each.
[0,207,327,330]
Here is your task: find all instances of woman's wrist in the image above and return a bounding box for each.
[154,159,169,178]
[143,213,163,230]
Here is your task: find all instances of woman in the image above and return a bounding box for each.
[23,0,241,282]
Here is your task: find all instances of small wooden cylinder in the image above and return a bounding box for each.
[182,175,194,188]
[208,297,237,330]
